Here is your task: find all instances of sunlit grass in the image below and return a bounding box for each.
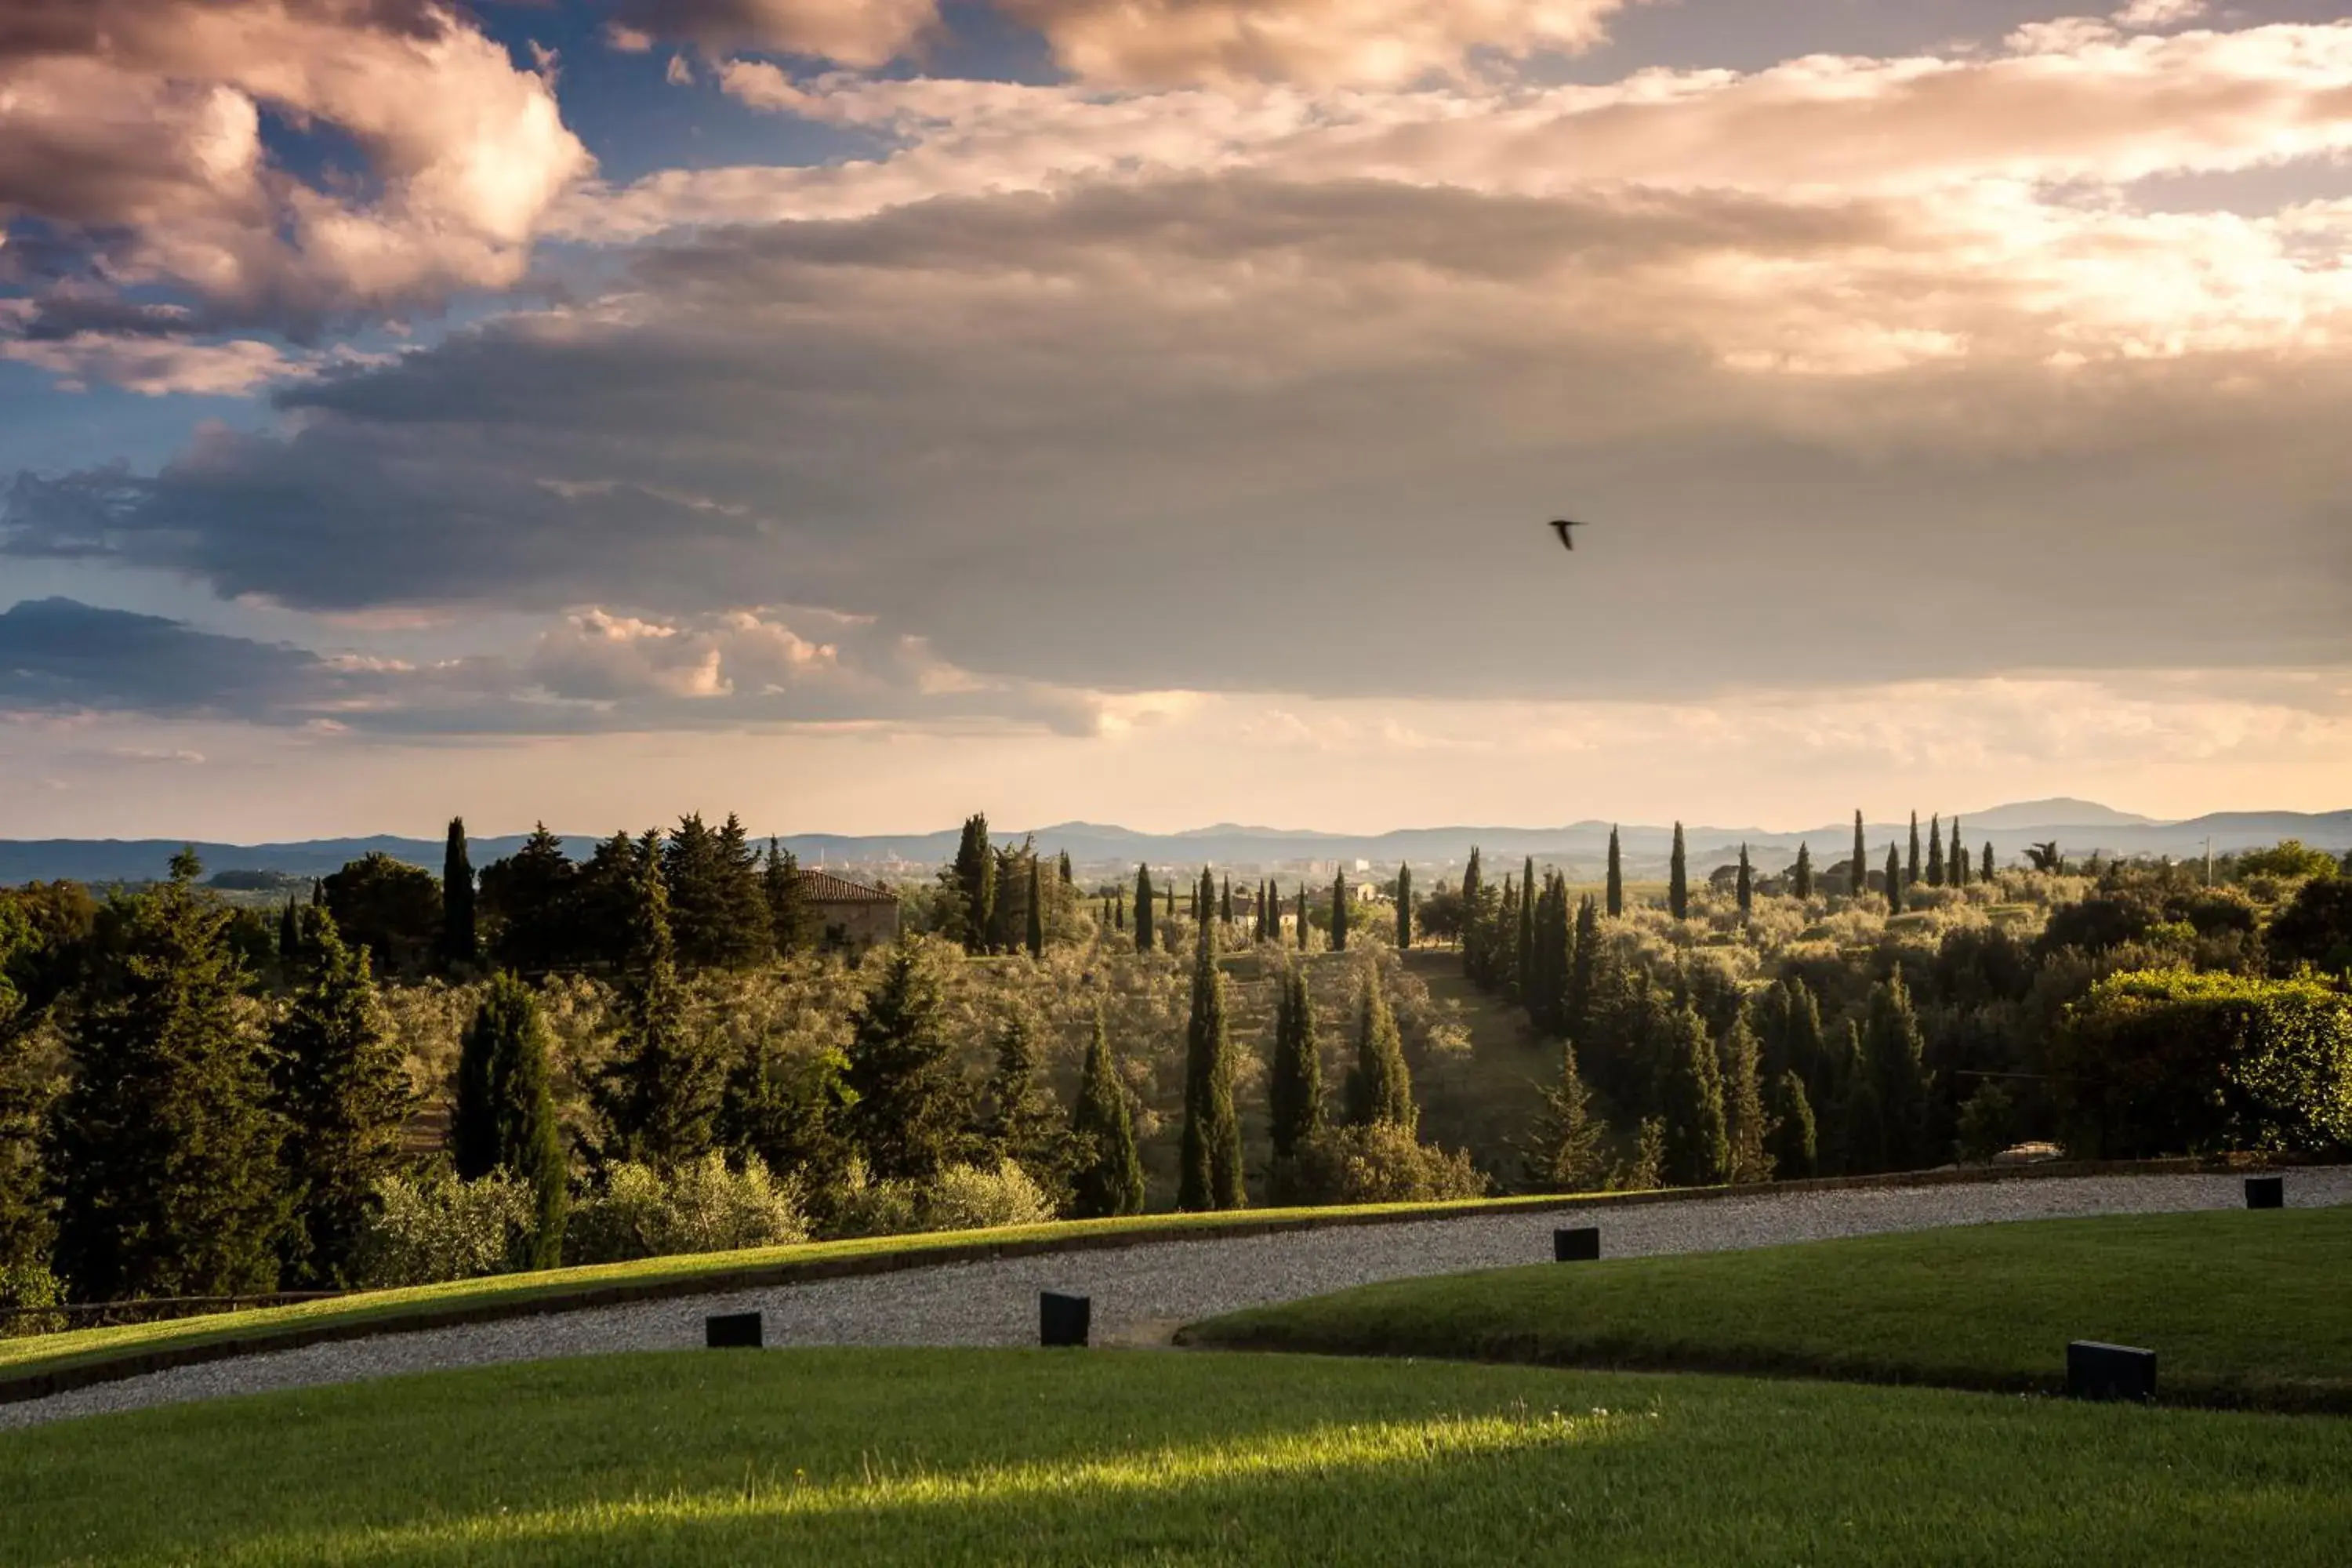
[4,1349,2349,1566]
[1185,1206,2352,1410]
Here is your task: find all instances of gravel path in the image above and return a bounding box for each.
[5,1168,2344,1431]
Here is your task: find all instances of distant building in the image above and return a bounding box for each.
[801,870,901,950]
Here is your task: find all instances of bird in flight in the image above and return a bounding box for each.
[1549,518,1587,551]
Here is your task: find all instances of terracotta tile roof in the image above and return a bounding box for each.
[800,870,897,904]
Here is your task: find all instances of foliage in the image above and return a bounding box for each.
[841,938,967,1181]
[1067,1007,1145,1219]
[1285,1122,1487,1205]
[826,1156,1055,1238]
[596,836,724,1167]
[440,818,477,971]
[450,973,568,1267]
[2238,839,2340,880]
[1265,960,1320,1164]
[562,1154,809,1265]
[2270,875,2352,978]
[0,1261,63,1338]
[352,1171,539,1289]
[1177,903,1244,1210]
[1518,1043,1606,1192]
[1657,1005,1728,1186]
[322,851,442,980]
[1344,962,1415,1133]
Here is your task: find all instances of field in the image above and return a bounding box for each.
[5,1348,2351,1566]
[1184,1205,2352,1410]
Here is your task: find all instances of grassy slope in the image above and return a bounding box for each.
[1185,1206,2352,1410]
[4,1349,2350,1566]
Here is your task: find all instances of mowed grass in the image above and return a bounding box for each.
[5,1348,2351,1566]
[1185,1205,2352,1411]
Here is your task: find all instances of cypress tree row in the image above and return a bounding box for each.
[1791,841,1813,901]
[595,833,720,1167]
[1330,869,1348,953]
[1906,811,1922,887]
[1345,963,1415,1132]
[1658,1003,1729,1187]
[1927,815,1945,887]
[1605,828,1624,918]
[1884,843,1904,914]
[1134,865,1154,953]
[1267,960,1321,1163]
[451,971,568,1267]
[1025,857,1044,959]
[1069,1007,1145,1219]
[1519,1042,1605,1191]
[48,851,288,1301]
[1396,864,1414,949]
[274,909,413,1287]
[440,817,477,971]
[1852,811,1868,906]
[1177,910,1244,1210]
[1524,873,1573,1038]
[1668,822,1689,921]
[1735,844,1753,918]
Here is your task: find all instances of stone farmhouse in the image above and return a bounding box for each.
[801,870,902,949]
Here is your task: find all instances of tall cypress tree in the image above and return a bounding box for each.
[953,815,996,953]
[1296,883,1308,951]
[843,936,964,1181]
[48,851,287,1300]
[1865,973,1933,1171]
[1852,811,1868,906]
[1134,865,1154,954]
[1461,848,1485,975]
[1722,1014,1771,1184]
[451,971,567,1267]
[1791,842,1813,901]
[763,838,811,956]
[1114,889,1125,932]
[1494,875,1519,995]
[274,908,412,1287]
[1949,821,1967,888]
[1069,1007,1145,1218]
[1564,895,1599,1047]
[1906,811,1922,887]
[1768,1069,1817,1178]
[1884,844,1904,915]
[1927,815,1945,887]
[1025,857,1044,959]
[595,832,720,1167]
[1267,960,1321,1163]
[277,896,300,971]
[1605,828,1624,917]
[1735,844,1753,918]
[1059,851,1074,886]
[1516,856,1537,995]
[1981,840,1995,881]
[1658,1003,1729,1187]
[1345,963,1414,1131]
[1520,1042,1605,1192]
[1220,876,1232,928]
[1396,864,1414,949]
[439,817,476,971]
[1177,912,1244,1210]
[1331,869,1349,953]
[1668,823,1690,920]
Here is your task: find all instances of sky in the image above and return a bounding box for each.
[2,0,2350,841]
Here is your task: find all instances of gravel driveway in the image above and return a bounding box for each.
[5,1167,2344,1431]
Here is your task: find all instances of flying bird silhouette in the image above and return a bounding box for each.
[1549,518,1587,551]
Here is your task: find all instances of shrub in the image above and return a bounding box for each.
[2054,969,2352,1159]
[1284,1123,1488,1206]
[2270,877,2352,978]
[826,1156,1055,1239]
[0,1261,64,1338]
[564,1155,810,1265]
[351,1171,538,1289]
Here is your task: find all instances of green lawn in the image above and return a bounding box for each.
[1183,1205,2352,1411]
[4,1349,2350,1566]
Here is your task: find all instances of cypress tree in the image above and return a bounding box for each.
[1982,841,1996,881]
[1296,883,1308,952]
[1345,963,1414,1131]
[953,815,995,953]
[48,851,287,1300]
[1884,844,1903,914]
[1927,815,1945,887]
[1059,851,1074,886]
[1069,1007,1145,1218]
[1267,960,1321,1163]
[1735,844,1753,918]
[450,971,567,1267]
[1115,888,1125,932]
[1906,812,1921,887]
[1331,869,1348,953]
[1722,1014,1771,1184]
[1396,864,1414,949]
[1166,880,1174,919]
[1220,875,1232,928]
[1564,895,1599,1046]
[1948,818,1966,888]
[1460,848,1484,975]
[1520,1042,1605,1191]
[1658,1003,1729,1186]
[595,832,721,1167]
[1852,811,1868,906]
[842,936,964,1181]
[439,817,477,971]
[274,908,412,1287]
[982,1011,1058,1170]
[1828,1022,1886,1175]
[1768,1068,1817,1178]
[1025,857,1044,959]
[1177,913,1244,1210]
[1494,875,1519,995]
[277,897,301,970]
[1605,828,1624,917]
[1134,865,1154,953]
[763,838,811,956]
[1668,824,1689,920]
[1791,841,1813,901]
[1516,856,1536,993]
[1189,873,1200,924]
[1864,972,1933,1171]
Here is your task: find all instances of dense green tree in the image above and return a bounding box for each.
[1605,828,1624,917]
[1178,913,1244,1210]
[1059,851,1074,887]
[1515,857,1537,998]
[1068,1007,1145,1218]
[1658,1004,1729,1186]
[1722,1014,1771,1184]
[439,818,477,971]
[1907,812,1922,887]
[0,903,54,1275]
[1519,1042,1606,1192]
[719,1027,852,1201]
[1396,864,1414,949]
[1948,821,1967,888]
[1296,883,1308,952]
[1736,844,1753,918]
[1668,825,1690,920]
[1791,841,1814,901]
[1865,972,1933,1169]
[2270,876,2352,977]
[1345,964,1415,1133]
[1268,960,1322,1163]
[1768,1069,1817,1178]
[477,826,576,974]
[274,909,412,1287]
[1220,876,1232,929]
[952,815,996,953]
[1884,844,1904,914]
[1927,815,1945,887]
[596,833,721,1167]
[763,839,812,956]
[1331,869,1349,953]
[664,814,767,970]
[1025,857,1045,959]
[1461,848,1485,975]
[1852,812,1868,906]
[981,1011,1059,1174]
[322,851,441,980]
[1134,865,1154,954]
[49,853,287,1301]
[1492,876,1520,996]
[1755,976,1830,1103]
[1982,841,1996,881]
[449,971,567,1267]
[1563,895,1599,1047]
[569,831,641,971]
[1824,1024,1884,1175]
[843,938,966,1181]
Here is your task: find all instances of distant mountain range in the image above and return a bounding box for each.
[5,802,2347,886]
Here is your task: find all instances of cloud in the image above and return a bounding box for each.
[607,0,938,67]
[2113,0,2205,29]
[0,596,340,717]
[0,332,309,396]
[0,0,592,343]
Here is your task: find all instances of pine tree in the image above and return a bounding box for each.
[1025,857,1044,959]
[763,838,811,957]
[1134,865,1154,954]
[1722,1014,1772,1185]
[1330,869,1348,953]
[1177,913,1244,1210]
[1267,960,1321,1163]
[1767,1069,1817,1178]
[1605,828,1624,917]
[274,909,412,1287]
[953,815,996,953]
[1345,963,1416,1132]
[1927,815,1945,887]
[1520,1042,1606,1192]
[1658,1004,1729,1187]
[1884,843,1903,914]
[596,832,721,1167]
[1982,840,1995,881]
[1069,1007,1145,1218]
[450,971,567,1266]
[1396,864,1414,949]
[439,818,477,971]
[48,851,288,1300]
[1668,824,1690,920]
[1853,811,1868,906]
[843,937,965,1181]
[1791,841,1813,901]
[711,815,770,968]
[1906,812,1922,887]
[982,1011,1058,1172]
[1735,844,1753,918]
[481,824,583,974]
[1864,972,1933,1170]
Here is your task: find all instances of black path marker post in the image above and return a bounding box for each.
[2067,1341,2156,1403]
[1553,1227,1602,1263]
[1040,1292,1091,1348]
[2245,1175,2285,1210]
[706,1311,764,1349]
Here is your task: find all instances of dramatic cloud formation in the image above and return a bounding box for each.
[608,0,938,66]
